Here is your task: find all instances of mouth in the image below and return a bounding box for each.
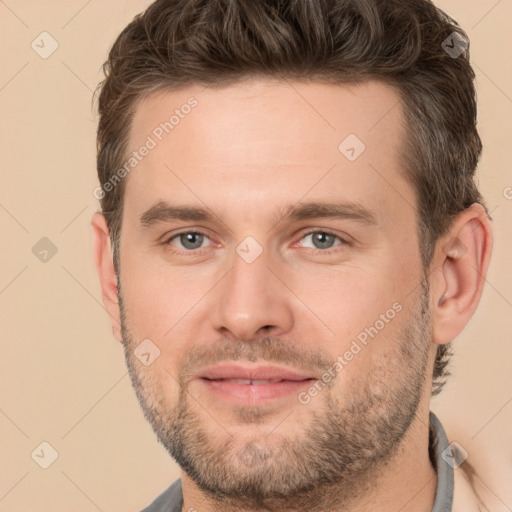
[210,378,295,385]
[195,364,317,403]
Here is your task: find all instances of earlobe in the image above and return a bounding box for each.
[431,203,493,346]
[91,212,123,342]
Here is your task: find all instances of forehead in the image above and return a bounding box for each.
[128,78,404,156]
[124,78,414,229]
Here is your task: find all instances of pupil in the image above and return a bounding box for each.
[314,233,333,249]
[181,233,203,249]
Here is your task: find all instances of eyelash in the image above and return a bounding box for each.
[162,229,351,256]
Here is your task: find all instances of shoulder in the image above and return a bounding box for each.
[443,422,512,512]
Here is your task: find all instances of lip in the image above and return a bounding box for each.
[196,364,314,382]
[195,364,317,404]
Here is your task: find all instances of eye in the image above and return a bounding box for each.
[166,231,210,251]
[296,230,348,252]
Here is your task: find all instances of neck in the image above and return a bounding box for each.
[180,409,437,512]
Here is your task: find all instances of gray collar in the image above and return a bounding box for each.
[142,411,454,512]
[430,411,455,511]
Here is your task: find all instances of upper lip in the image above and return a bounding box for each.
[196,364,315,381]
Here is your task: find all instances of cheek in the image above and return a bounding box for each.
[287,261,405,338]
[119,258,214,393]
[119,250,205,340]
[286,259,416,385]
[122,314,183,412]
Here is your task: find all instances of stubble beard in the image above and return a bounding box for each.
[121,278,432,511]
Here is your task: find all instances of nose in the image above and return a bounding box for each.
[211,246,294,342]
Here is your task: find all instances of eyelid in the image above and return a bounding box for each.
[292,228,352,247]
[163,229,217,248]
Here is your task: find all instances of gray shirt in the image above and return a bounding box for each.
[141,411,454,512]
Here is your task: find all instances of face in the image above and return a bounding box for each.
[117,79,435,508]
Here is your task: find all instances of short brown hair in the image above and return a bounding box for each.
[95,0,490,395]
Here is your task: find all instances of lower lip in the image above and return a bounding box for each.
[198,378,316,403]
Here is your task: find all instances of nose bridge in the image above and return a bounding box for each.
[211,242,294,340]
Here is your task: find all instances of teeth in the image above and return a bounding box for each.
[221,379,283,385]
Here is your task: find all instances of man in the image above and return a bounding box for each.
[92,0,494,510]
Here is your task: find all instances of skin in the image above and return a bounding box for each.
[92,79,493,511]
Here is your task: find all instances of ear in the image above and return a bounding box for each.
[430,203,493,345]
[91,212,122,343]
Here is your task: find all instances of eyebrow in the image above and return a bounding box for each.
[139,200,379,229]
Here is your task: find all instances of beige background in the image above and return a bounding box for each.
[0,1,510,511]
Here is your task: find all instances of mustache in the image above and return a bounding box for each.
[178,336,334,381]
